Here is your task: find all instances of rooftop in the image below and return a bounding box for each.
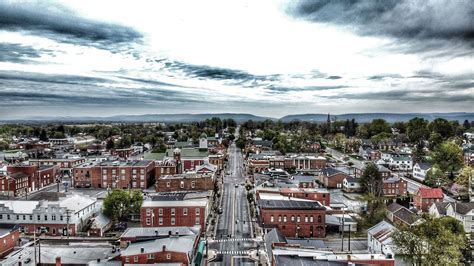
[121,234,197,256]
[259,199,325,210]
[417,187,443,199]
[121,226,200,239]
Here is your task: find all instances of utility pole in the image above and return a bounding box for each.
[66,209,71,239]
[341,205,345,252]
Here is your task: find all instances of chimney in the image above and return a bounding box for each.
[56,257,61,266]
[140,247,144,253]
[162,245,166,252]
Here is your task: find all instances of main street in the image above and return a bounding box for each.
[209,143,261,265]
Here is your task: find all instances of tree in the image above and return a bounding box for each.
[428,132,443,150]
[368,119,390,137]
[360,163,383,197]
[103,189,131,221]
[39,129,48,141]
[429,118,454,139]
[455,166,473,188]
[412,141,426,163]
[425,165,447,187]
[432,141,463,174]
[393,215,468,265]
[406,117,429,143]
[106,139,115,150]
[463,120,471,130]
[130,190,143,214]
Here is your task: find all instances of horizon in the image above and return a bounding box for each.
[0,1,473,119]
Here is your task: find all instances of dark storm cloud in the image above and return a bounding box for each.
[0,2,141,46]
[327,76,342,80]
[288,0,474,41]
[0,43,54,63]
[265,85,347,93]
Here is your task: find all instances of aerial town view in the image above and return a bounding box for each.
[0,1,473,265]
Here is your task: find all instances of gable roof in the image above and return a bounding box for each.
[387,202,404,213]
[393,208,418,225]
[432,202,450,216]
[416,162,433,170]
[417,187,443,199]
[321,167,347,177]
[450,202,474,215]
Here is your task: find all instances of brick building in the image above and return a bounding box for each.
[155,159,177,179]
[30,158,86,176]
[6,164,59,192]
[382,176,407,197]
[0,225,20,258]
[121,233,199,265]
[259,199,326,238]
[413,187,444,213]
[140,193,210,229]
[0,172,29,197]
[257,188,330,207]
[284,155,327,171]
[73,160,155,189]
[156,163,216,192]
[319,168,350,189]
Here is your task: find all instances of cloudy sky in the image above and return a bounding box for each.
[0,0,473,119]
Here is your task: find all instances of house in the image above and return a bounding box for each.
[0,224,19,258]
[291,175,316,189]
[342,177,362,193]
[388,154,413,171]
[367,221,396,257]
[259,198,326,238]
[354,164,391,179]
[121,233,199,265]
[89,213,111,237]
[382,176,407,197]
[412,162,433,181]
[319,168,350,189]
[386,203,418,226]
[413,187,443,213]
[140,192,210,229]
[430,202,474,233]
[156,162,216,192]
[6,164,59,193]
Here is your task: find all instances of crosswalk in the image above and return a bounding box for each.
[210,238,254,243]
[216,250,252,255]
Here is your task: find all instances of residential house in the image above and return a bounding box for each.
[367,221,396,257]
[343,177,362,193]
[412,162,433,181]
[319,168,350,188]
[386,203,418,226]
[382,176,407,197]
[430,202,474,233]
[413,187,443,213]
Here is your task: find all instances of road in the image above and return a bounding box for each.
[209,143,258,265]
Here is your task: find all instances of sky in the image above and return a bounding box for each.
[0,0,473,119]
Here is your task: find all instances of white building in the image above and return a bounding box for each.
[429,202,474,233]
[367,220,396,257]
[0,193,98,236]
[388,154,413,171]
[412,162,432,181]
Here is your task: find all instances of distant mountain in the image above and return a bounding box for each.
[2,113,274,123]
[280,112,474,123]
[2,112,472,124]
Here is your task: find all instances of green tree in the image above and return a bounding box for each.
[39,129,48,141]
[455,166,473,188]
[368,119,390,137]
[106,139,115,150]
[103,189,131,221]
[130,190,143,214]
[406,117,429,143]
[412,141,426,163]
[359,163,383,197]
[393,216,467,265]
[429,118,454,139]
[432,141,463,174]
[425,165,447,187]
[428,132,443,150]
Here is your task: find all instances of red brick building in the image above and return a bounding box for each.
[0,172,29,197]
[382,176,407,197]
[112,148,135,159]
[413,187,443,213]
[284,155,327,171]
[7,164,59,192]
[259,199,326,238]
[73,160,155,189]
[156,163,216,192]
[257,188,330,207]
[30,158,86,176]
[0,225,20,258]
[121,234,199,265]
[155,159,177,179]
[319,168,350,189]
[140,194,209,229]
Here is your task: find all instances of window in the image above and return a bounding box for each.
[310,216,314,223]
[317,215,322,223]
[121,169,125,174]
[304,216,308,223]
[270,216,274,222]
[196,208,200,216]
[102,169,107,174]
[147,254,154,260]
[133,169,137,174]
[60,215,63,221]
[52,215,56,221]
[159,217,163,225]
[171,217,175,225]
[291,216,295,222]
[7,214,10,220]
[146,218,151,225]
[125,257,129,263]
[16,215,19,220]
[134,256,138,262]
[183,208,188,216]
[191,181,196,188]
[166,182,170,188]
[180,181,184,189]
[171,208,175,216]
[166,254,171,260]
[146,208,151,216]
[159,209,163,216]
[29,215,33,220]
[283,216,287,222]
[296,216,300,223]
[195,216,200,225]
[278,216,282,222]
[140,169,145,174]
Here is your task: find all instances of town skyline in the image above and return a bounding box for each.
[1,0,473,119]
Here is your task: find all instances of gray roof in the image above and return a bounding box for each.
[259,199,325,210]
[265,228,287,265]
[417,162,433,170]
[286,238,326,249]
[393,208,418,225]
[344,177,359,183]
[451,202,474,215]
[121,234,197,256]
[432,202,449,216]
[91,213,111,229]
[292,175,315,183]
[321,167,346,177]
[387,202,404,213]
[121,226,200,240]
